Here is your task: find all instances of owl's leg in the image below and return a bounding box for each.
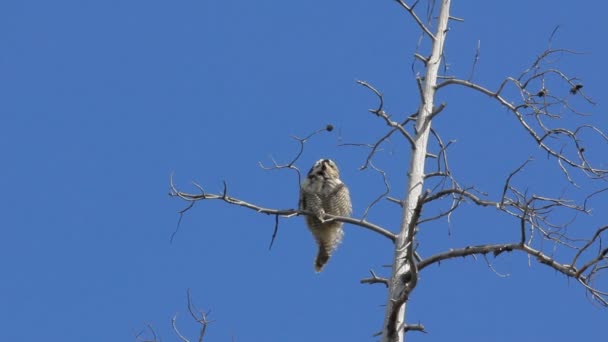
[312,208,326,223]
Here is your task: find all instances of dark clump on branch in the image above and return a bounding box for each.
[570,84,583,94]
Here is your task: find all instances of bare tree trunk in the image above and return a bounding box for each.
[380,1,451,341]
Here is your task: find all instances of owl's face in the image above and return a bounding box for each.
[307,159,340,180]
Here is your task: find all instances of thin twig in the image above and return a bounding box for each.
[268,215,280,250]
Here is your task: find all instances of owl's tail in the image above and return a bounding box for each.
[312,222,344,273]
[314,247,331,272]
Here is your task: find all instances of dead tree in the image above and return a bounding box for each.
[170,1,607,341]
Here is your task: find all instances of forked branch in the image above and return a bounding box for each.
[357,80,416,149]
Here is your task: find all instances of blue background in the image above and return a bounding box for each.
[1,1,606,341]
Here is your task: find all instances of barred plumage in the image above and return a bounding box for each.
[299,159,352,272]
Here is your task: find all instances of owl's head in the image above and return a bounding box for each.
[307,159,340,179]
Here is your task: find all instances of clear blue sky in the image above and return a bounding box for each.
[1,1,606,341]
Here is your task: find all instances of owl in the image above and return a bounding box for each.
[299,159,352,272]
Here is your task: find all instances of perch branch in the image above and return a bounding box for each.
[169,180,397,241]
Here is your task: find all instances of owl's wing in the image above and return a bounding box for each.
[300,187,325,219]
[327,183,352,217]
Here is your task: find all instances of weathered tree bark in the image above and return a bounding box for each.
[380,1,451,341]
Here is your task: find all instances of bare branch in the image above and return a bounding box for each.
[259,125,335,184]
[520,203,529,245]
[448,15,464,22]
[576,248,608,279]
[468,40,480,81]
[357,79,384,111]
[572,225,608,266]
[170,180,397,241]
[268,215,280,250]
[186,289,212,342]
[417,244,542,272]
[414,52,428,65]
[394,0,436,40]
[357,80,416,149]
[425,102,446,124]
[171,199,195,244]
[361,128,398,169]
[361,269,390,287]
[403,323,427,333]
[435,49,607,179]
[135,324,158,342]
[423,187,497,207]
[354,111,418,171]
[483,254,510,278]
[172,314,190,342]
[387,196,403,207]
[417,242,607,305]
[500,159,532,208]
[361,161,391,220]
